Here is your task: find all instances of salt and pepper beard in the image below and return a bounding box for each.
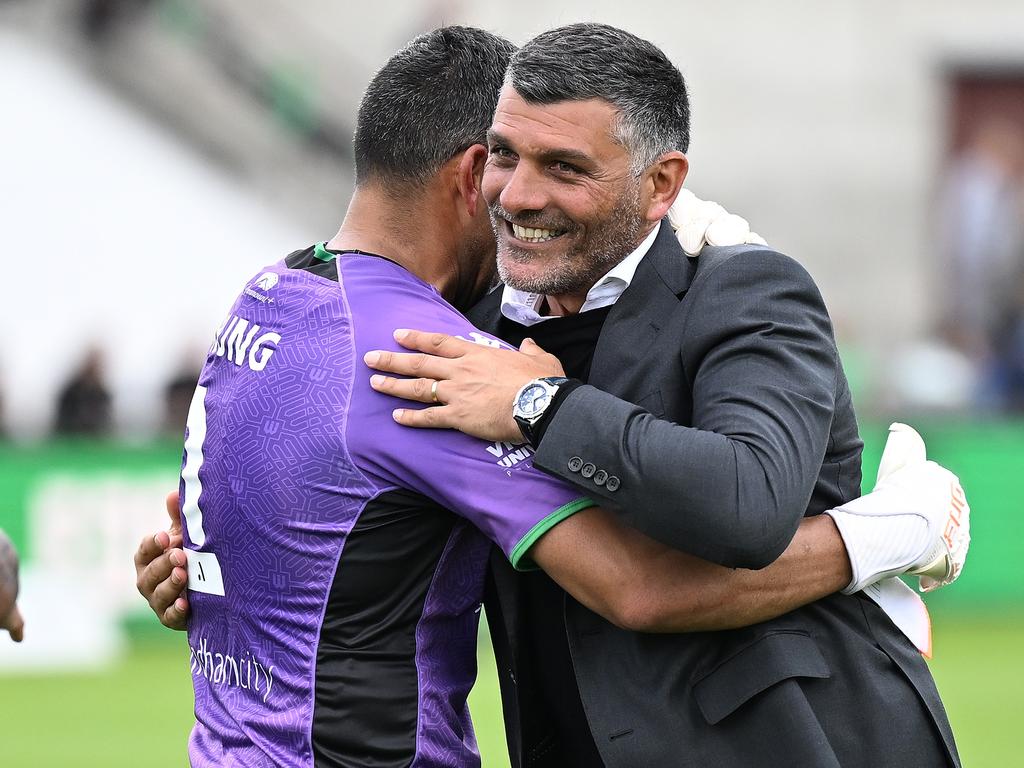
[490,180,649,299]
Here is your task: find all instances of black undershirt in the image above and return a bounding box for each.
[497,305,611,385]
[498,306,612,768]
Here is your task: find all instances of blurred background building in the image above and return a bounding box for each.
[1,0,1024,436]
[0,2,1022,766]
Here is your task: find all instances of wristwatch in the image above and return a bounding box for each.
[513,376,570,445]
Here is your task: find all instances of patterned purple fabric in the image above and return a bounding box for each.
[181,254,590,767]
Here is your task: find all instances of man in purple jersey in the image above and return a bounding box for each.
[135,26,966,768]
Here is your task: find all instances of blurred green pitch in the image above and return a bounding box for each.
[1,613,1021,767]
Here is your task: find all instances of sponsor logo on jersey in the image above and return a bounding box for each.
[189,636,275,703]
[209,313,282,372]
[254,272,278,291]
[455,331,513,350]
[244,271,279,304]
[486,440,536,470]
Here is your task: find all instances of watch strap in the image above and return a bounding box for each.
[524,378,584,447]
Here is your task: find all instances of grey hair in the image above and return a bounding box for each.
[506,23,690,175]
[354,26,516,188]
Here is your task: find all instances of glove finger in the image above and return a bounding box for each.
[705,214,751,246]
[677,216,710,256]
[694,199,727,223]
[876,423,927,485]
[746,232,767,246]
[679,200,727,255]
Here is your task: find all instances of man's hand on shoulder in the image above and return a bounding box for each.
[133,490,190,631]
[365,330,564,442]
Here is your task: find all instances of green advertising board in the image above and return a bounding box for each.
[0,423,1021,612]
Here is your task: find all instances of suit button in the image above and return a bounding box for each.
[593,469,608,486]
[581,462,596,478]
[605,475,620,492]
[568,456,583,473]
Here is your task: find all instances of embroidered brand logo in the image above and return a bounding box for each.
[254,272,279,292]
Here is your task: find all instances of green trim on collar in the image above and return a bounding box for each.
[313,242,337,262]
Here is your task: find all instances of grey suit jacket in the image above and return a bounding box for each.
[471,222,960,768]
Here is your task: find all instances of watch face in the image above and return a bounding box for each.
[516,382,550,418]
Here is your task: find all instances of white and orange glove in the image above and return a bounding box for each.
[825,423,971,656]
[827,423,970,595]
[668,189,767,256]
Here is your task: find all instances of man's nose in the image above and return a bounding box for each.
[499,162,549,216]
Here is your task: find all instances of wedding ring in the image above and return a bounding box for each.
[430,379,440,403]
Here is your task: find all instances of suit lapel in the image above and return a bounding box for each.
[588,221,695,394]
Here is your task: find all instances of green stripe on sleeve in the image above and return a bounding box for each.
[508,497,597,572]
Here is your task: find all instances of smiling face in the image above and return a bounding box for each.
[482,86,656,301]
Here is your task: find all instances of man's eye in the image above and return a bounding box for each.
[490,146,516,161]
[553,161,581,174]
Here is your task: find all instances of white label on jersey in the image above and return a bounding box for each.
[186,549,226,596]
[188,548,228,598]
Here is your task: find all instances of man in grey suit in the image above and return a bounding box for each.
[366,22,962,768]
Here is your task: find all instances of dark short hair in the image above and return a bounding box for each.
[508,23,689,174]
[353,26,516,188]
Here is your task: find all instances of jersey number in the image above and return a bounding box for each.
[181,384,226,596]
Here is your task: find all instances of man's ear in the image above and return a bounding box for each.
[455,144,489,218]
[643,152,688,222]
[454,143,489,219]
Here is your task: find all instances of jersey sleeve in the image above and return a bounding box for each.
[343,272,595,569]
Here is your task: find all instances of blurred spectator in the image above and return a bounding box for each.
[53,348,112,437]
[79,0,154,43]
[163,357,200,437]
[990,272,1024,412]
[934,117,1024,412]
[938,118,1024,361]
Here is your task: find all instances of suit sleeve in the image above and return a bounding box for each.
[532,249,839,569]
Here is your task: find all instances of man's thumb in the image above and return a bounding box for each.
[166,490,183,535]
[876,422,927,485]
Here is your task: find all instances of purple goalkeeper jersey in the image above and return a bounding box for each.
[179,245,591,768]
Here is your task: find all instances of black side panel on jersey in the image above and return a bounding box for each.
[313,488,458,768]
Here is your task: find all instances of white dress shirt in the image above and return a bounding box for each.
[499,222,663,326]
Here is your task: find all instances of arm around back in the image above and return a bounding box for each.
[533,248,840,569]
[529,505,851,633]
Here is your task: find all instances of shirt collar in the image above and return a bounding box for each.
[500,222,662,327]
